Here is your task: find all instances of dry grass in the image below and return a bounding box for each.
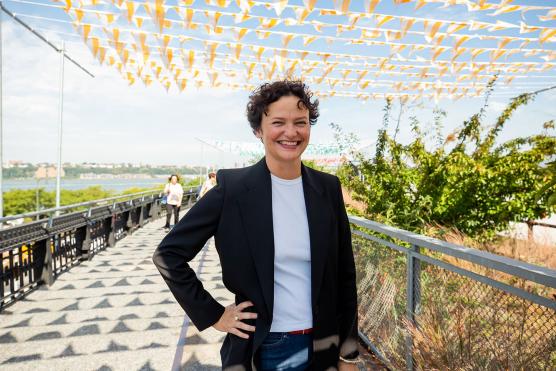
[424,224,556,269]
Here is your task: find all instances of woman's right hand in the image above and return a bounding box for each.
[212,301,257,339]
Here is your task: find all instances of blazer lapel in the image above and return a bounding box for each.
[301,164,333,309]
[236,158,275,322]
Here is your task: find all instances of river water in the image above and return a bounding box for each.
[3,178,174,192]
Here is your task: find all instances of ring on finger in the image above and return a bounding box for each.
[234,315,239,321]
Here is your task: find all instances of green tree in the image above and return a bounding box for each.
[336,79,556,239]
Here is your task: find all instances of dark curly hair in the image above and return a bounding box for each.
[246,80,319,134]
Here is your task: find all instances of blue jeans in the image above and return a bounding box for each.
[259,332,312,371]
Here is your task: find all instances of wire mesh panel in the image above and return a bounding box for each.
[350,215,556,371]
[413,261,556,370]
[353,233,408,369]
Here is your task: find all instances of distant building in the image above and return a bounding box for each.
[35,166,65,178]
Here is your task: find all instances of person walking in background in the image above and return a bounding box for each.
[163,174,183,231]
[200,172,217,198]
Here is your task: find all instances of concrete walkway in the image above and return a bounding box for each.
[0,211,233,370]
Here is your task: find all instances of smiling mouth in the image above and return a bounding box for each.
[277,140,301,148]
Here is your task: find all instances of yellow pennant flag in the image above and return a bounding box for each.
[453,35,470,50]
[205,42,218,68]
[302,36,317,46]
[230,43,242,60]
[126,71,136,85]
[125,1,135,23]
[490,5,521,16]
[423,20,443,42]
[539,28,556,44]
[333,0,351,14]
[207,71,219,87]
[286,60,298,76]
[363,0,380,14]
[206,0,231,7]
[272,0,289,16]
[76,24,92,42]
[497,37,513,49]
[233,27,249,41]
[236,0,255,13]
[97,46,106,64]
[375,14,394,27]
[204,10,222,30]
[451,48,466,62]
[282,34,295,47]
[177,78,187,92]
[539,9,556,22]
[303,0,317,11]
[431,46,446,61]
[263,62,277,80]
[297,51,309,60]
[244,62,257,79]
[311,20,325,33]
[259,18,280,29]
[399,18,416,37]
[446,22,467,34]
[294,7,311,23]
[488,20,519,32]
[255,30,271,39]
[144,0,167,32]
[361,29,382,39]
[251,46,265,61]
[470,48,486,60]
[519,21,539,34]
[356,70,368,82]
[181,50,195,70]
[134,16,144,28]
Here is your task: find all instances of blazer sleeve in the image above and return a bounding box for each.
[152,171,226,331]
[335,177,360,358]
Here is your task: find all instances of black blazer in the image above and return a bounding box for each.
[153,158,358,370]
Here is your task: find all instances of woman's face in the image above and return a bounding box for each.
[256,95,311,165]
[170,176,178,184]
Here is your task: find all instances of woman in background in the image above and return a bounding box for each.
[163,174,183,231]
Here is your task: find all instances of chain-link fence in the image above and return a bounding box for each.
[351,216,556,371]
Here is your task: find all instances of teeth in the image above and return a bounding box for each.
[279,141,298,145]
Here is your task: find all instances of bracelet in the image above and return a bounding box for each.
[339,355,361,364]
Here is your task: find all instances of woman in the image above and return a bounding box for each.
[153,80,359,370]
[200,171,217,197]
[163,174,184,230]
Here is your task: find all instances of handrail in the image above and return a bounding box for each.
[349,215,556,289]
[0,189,163,223]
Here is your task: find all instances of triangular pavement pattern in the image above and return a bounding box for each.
[0,209,234,370]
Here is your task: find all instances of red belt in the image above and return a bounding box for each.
[287,328,313,335]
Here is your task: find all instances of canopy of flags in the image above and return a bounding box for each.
[18,0,556,101]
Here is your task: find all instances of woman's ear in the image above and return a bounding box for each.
[254,128,263,142]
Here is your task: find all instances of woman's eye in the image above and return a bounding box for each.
[296,122,308,126]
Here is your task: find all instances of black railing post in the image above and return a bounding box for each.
[405,244,421,371]
[126,200,134,235]
[149,196,159,220]
[108,213,116,247]
[32,238,52,286]
[139,196,145,227]
[75,224,88,259]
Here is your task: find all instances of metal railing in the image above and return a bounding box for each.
[350,215,556,371]
[0,188,199,310]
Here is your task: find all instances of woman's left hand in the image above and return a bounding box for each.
[338,361,359,371]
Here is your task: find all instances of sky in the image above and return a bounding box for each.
[1,0,555,168]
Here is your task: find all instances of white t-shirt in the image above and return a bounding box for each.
[164,183,184,206]
[269,173,313,332]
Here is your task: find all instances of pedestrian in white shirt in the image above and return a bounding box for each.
[200,172,217,198]
[163,174,184,230]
